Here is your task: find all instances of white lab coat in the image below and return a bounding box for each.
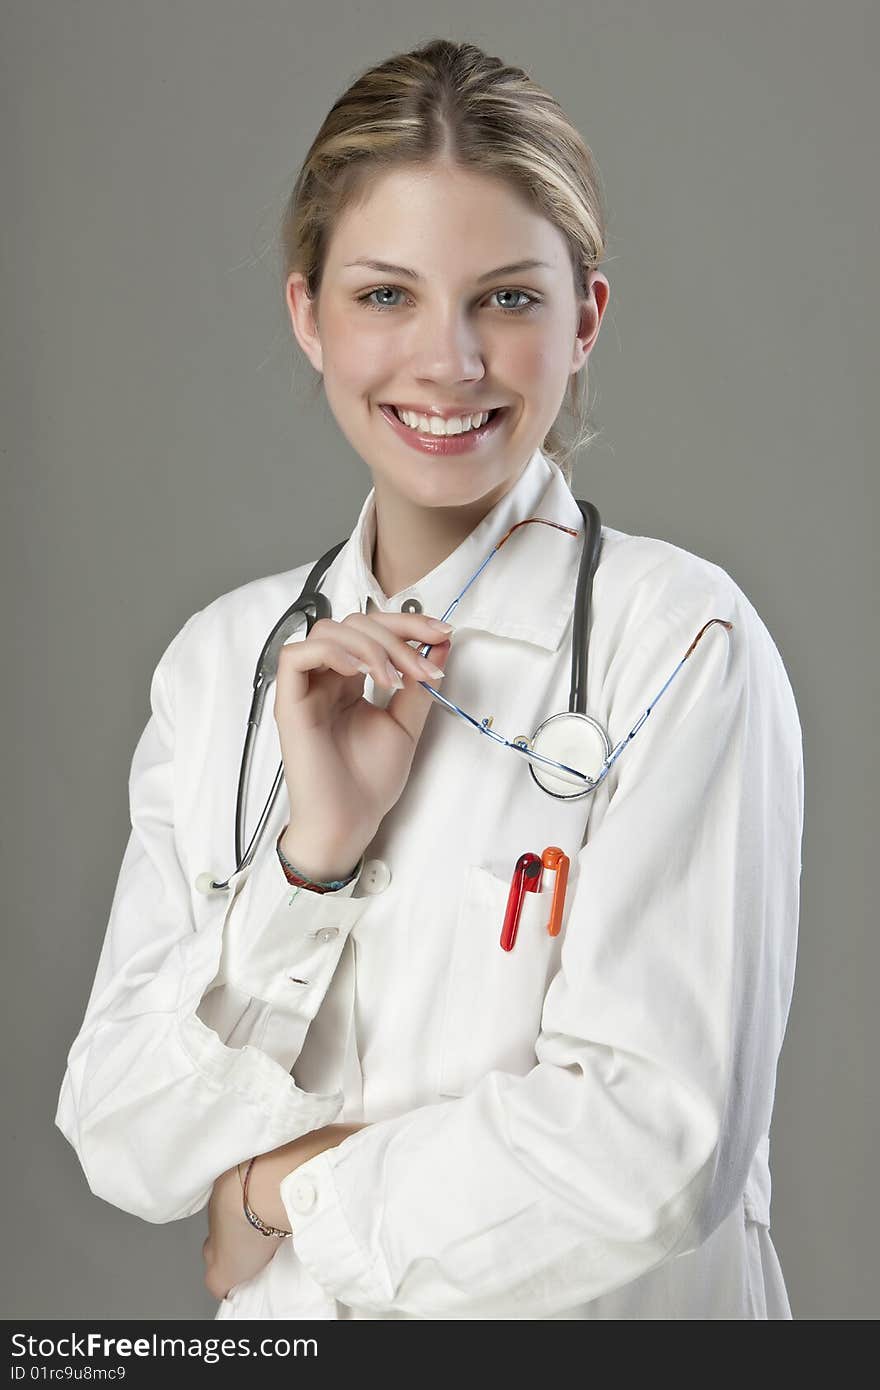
[55,446,804,1319]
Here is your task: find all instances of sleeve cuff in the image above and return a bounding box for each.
[280,1140,389,1309]
[216,847,369,1006]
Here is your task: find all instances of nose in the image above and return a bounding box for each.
[407,305,487,385]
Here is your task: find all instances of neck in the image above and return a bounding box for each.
[370,467,527,599]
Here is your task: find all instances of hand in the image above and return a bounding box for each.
[273,611,454,878]
[202,1123,369,1301]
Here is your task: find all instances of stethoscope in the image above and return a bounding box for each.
[198,499,607,895]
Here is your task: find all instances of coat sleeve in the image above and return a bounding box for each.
[54,611,372,1224]
[278,564,805,1318]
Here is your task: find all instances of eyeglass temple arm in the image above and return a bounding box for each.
[598,617,735,778]
[433,518,580,628]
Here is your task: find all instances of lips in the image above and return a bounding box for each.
[378,401,508,454]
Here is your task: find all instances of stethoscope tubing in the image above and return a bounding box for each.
[211,548,345,890]
[210,504,600,891]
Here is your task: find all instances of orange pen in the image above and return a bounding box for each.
[541,847,570,936]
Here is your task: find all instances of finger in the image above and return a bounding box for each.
[274,627,369,707]
[276,614,452,703]
[382,636,454,744]
[338,612,455,688]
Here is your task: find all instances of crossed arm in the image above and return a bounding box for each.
[202,1121,369,1300]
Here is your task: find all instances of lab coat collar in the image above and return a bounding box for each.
[327,447,587,653]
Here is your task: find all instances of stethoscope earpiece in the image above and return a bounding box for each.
[195,871,229,896]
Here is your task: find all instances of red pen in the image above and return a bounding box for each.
[500,852,543,951]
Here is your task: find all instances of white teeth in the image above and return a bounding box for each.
[392,406,493,435]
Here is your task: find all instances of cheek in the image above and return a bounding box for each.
[327,322,400,392]
[514,353,554,403]
[498,330,565,389]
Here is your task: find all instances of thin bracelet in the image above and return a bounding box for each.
[238,1156,292,1239]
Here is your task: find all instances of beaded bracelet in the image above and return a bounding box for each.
[275,827,364,894]
[238,1157,293,1239]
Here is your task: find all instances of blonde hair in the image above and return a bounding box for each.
[278,37,608,487]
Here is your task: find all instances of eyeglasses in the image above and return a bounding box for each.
[413,516,733,794]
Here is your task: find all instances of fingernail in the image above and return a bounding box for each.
[384,659,404,689]
[430,620,454,633]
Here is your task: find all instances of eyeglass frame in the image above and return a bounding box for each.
[410,516,734,794]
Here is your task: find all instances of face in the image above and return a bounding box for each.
[285,162,609,514]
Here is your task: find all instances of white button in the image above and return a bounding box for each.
[316,926,339,943]
[361,859,391,894]
[288,1176,317,1213]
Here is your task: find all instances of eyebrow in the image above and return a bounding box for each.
[341,258,554,283]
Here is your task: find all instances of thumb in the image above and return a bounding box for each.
[387,636,453,744]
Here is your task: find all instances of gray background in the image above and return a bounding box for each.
[3,1,876,1320]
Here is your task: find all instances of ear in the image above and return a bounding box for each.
[570,270,610,375]
[286,271,324,375]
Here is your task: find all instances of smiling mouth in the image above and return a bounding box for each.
[385,404,504,433]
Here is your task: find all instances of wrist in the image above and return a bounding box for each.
[247,1126,368,1234]
[245,1148,298,1237]
[277,827,364,886]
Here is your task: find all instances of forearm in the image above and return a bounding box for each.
[247,1123,369,1232]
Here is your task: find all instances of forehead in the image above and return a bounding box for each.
[325,165,570,276]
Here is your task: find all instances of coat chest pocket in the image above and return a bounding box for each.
[437,864,564,1098]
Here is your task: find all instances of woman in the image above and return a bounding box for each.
[55,38,804,1319]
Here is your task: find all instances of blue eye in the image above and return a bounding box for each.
[490,289,539,314]
[356,286,540,315]
[359,286,404,311]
